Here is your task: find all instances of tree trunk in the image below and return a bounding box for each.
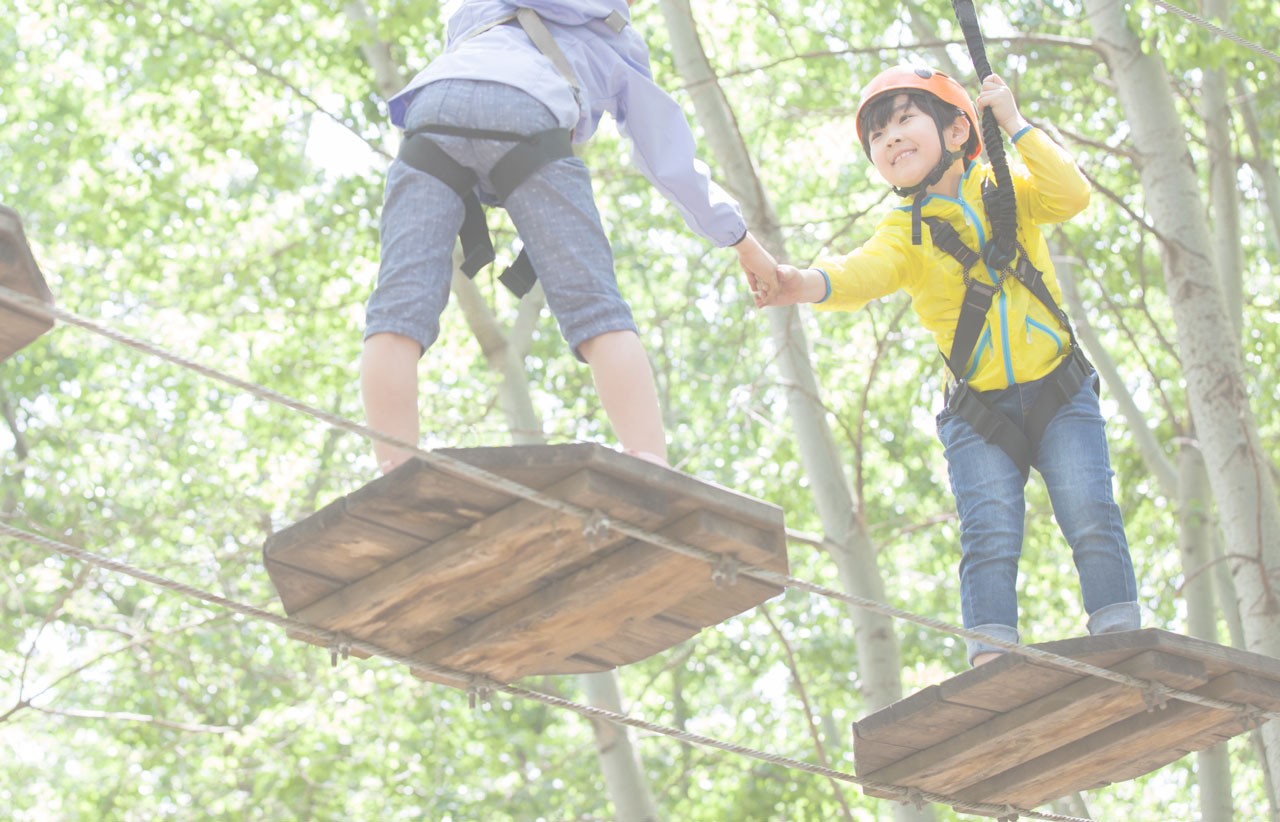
[1055,252,1176,494]
[454,272,661,819]
[452,271,547,444]
[1178,446,1234,821]
[582,672,662,822]
[1196,3,1246,810]
[1201,0,1242,335]
[1060,246,1237,818]
[657,2,928,819]
[1236,79,1280,253]
[1083,0,1280,794]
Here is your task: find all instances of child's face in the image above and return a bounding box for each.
[866,94,946,189]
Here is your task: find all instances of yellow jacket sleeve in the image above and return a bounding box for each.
[1012,128,1090,225]
[811,221,912,313]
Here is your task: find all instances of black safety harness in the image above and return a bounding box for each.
[399,124,572,297]
[394,7,627,298]
[911,0,1095,477]
[925,201,1094,478]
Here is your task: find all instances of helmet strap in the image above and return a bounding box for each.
[895,123,962,245]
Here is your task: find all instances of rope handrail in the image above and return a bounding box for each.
[3,283,1275,727]
[1151,0,1280,66]
[0,520,1090,822]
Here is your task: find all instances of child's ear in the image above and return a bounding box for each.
[947,114,971,152]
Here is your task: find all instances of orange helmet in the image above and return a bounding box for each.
[855,66,982,161]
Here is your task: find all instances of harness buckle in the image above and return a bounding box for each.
[604,9,628,32]
[1013,254,1041,290]
[945,378,970,413]
[959,276,999,310]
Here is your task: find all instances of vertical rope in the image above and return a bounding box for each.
[951,0,1018,271]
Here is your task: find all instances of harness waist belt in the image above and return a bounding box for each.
[396,126,574,297]
[945,346,1094,477]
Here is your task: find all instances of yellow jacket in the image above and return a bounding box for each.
[814,127,1090,392]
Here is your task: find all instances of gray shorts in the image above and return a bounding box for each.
[365,79,636,360]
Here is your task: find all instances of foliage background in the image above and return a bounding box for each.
[2,0,1277,819]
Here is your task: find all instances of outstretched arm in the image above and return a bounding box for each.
[733,231,778,302]
[754,264,829,309]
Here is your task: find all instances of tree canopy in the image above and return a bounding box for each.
[3,0,1278,819]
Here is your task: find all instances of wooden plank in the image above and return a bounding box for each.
[652,507,787,573]
[0,205,54,362]
[265,443,792,685]
[853,651,1047,773]
[1076,670,1280,796]
[663,578,783,628]
[863,650,1207,797]
[937,654,1083,714]
[854,682,998,776]
[290,469,648,655]
[264,563,345,618]
[412,511,748,682]
[264,498,429,595]
[344,458,516,541]
[1036,628,1280,681]
[580,507,786,654]
[578,614,703,668]
[960,669,1280,808]
[446,444,786,534]
[856,651,1094,798]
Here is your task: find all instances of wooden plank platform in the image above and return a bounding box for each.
[0,205,54,362]
[853,629,1280,814]
[264,443,788,686]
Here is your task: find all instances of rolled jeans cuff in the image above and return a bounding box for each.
[1087,601,1141,636]
[966,623,1020,666]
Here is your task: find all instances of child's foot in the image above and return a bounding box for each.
[379,455,412,475]
[971,652,1002,667]
[624,449,670,468]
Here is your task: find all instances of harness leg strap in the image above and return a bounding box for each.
[395,128,572,298]
[489,128,574,201]
[397,134,495,277]
[1023,348,1093,454]
[489,128,574,298]
[948,382,1034,478]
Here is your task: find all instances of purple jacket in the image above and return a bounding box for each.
[388,0,746,247]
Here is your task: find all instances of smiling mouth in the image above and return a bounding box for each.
[892,149,916,166]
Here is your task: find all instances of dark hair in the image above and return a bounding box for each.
[857,90,978,160]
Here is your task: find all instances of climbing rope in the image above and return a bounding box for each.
[949,0,1018,272]
[3,284,1276,728]
[0,520,1093,822]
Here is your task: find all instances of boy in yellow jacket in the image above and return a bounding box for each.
[754,67,1139,666]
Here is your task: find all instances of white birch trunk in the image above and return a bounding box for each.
[1061,248,1235,817]
[453,274,661,819]
[1236,81,1280,253]
[1196,3,1247,809]
[1201,0,1242,333]
[658,2,929,819]
[1178,446,1234,821]
[1083,0,1280,792]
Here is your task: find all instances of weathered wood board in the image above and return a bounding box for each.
[264,444,788,686]
[0,205,55,362]
[853,629,1280,814]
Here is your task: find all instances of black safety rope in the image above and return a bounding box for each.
[950,0,1018,272]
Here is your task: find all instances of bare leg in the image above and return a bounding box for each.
[360,332,422,473]
[578,330,668,464]
[972,652,1001,667]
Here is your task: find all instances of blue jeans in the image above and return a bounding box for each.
[936,369,1139,664]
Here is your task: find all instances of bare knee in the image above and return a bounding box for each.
[577,329,639,363]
